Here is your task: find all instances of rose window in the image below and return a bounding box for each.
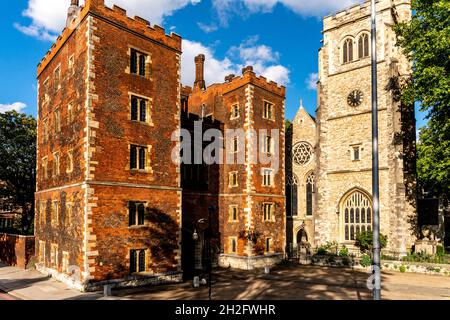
[292,142,313,166]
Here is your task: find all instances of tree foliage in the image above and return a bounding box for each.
[0,111,37,234]
[394,0,450,198]
[355,231,387,254]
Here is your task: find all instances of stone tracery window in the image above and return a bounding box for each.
[286,174,298,216]
[292,142,313,166]
[343,38,353,63]
[306,172,315,216]
[358,33,370,59]
[343,190,372,241]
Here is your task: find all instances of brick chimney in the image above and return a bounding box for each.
[194,54,206,91]
[66,0,80,27]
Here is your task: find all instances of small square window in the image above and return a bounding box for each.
[352,146,361,161]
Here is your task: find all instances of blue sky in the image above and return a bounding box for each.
[0,0,426,128]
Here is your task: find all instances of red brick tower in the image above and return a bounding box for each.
[35,0,182,291]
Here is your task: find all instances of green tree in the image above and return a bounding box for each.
[0,111,37,234]
[394,0,450,198]
[355,231,387,254]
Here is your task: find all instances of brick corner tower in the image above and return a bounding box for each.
[35,0,183,291]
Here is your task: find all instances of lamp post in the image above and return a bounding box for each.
[193,206,214,300]
[371,0,381,300]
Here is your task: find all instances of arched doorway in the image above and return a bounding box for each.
[341,189,372,241]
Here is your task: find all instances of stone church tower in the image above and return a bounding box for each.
[313,0,417,254]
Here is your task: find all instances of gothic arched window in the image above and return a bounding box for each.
[286,174,299,216]
[342,190,372,241]
[358,33,370,59]
[306,172,315,216]
[343,38,353,63]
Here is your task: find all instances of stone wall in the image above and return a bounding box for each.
[0,233,35,269]
[314,0,416,254]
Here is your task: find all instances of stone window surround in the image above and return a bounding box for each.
[42,77,50,103]
[62,251,69,273]
[228,237,238,254]
[127,45,152,79]
[340,31,371,65]
[50,243,58,268]
[52,151,60,177]
[39,240,46,263]
[228,205,239,223]
[128,143,153,173]
[128,92,154,126]
[230,103,240,120]
[68,54,75,76]
[128,200,148,228]
[265,237,273,253]
[53,64,61,91]
[229,171,239,188]
[54,107,61,134]
[350,143,363,161]
[66,149,74,174]
[262,99,275,121]
[41,157,48,180]
[65,201,73,228]
[51,200,59,227]
[262,202,275,222]
[128,248,151,274]
[261,168,275,187]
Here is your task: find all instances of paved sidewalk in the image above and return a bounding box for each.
[0,264,103,300]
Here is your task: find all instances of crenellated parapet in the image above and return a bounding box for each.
[323,0,411,32]
[220,66,286,97]
[37,0,182,76]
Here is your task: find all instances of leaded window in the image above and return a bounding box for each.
[306,172,314,216]
[286,174,298,216]
[343,38,353,63]
[343,190,372,241]
[130,249,146,273]
[129,201,145,226]
[358,33,370,59]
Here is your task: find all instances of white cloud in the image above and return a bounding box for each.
[212,0,363,26]
[306,72,318,90]
[0,102,27,113]
[197,22,218,33]
[15,0,200,41]
[182,37,289,87]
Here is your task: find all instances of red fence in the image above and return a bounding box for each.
[0,233,35,269]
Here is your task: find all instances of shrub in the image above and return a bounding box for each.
[360,254,372,267]
[316,246,328,255]
[338,246,349,257]
[355,231,387,253]
[436,245,445,257]
[399,265,406,273]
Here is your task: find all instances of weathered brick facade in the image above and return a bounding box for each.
[35,0,182,291]
[35,0,285,290]
[181,62,286,271]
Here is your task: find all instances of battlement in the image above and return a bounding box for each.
[218,66,286,97]
[323,0,410,31]
[37,0,182,76]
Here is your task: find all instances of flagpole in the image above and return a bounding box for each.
[371,0,381,300]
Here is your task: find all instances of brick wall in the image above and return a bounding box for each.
[0,233,35,269]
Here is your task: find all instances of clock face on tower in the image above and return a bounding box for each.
[347,90,364,107]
